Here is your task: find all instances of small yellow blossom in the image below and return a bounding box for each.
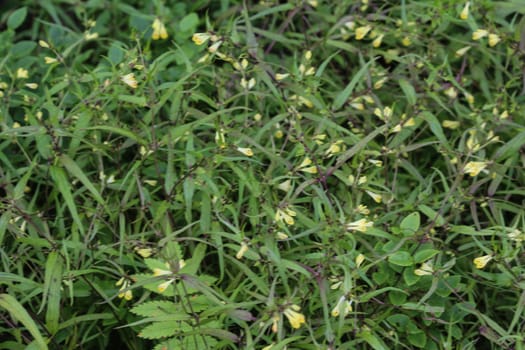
[121,73,138,89]
[275,73,289,81]
[283,305,306,329]
[13,122,21,128]
[325,140,344,157]
[276,232,289,240]
[313,134,327,145]
[307,0,318,7]
[455,46,471,57]
[499,110,509,119]
[460,2,470,20]
[346,218,373,233]
[271,314,279,333]
[197,53,210,63]
[215,129,227,149]
[374,106,392,120]
[355,25,372,40]
[208,40,222,53]
[135,247,153,258]
[344,21,355,30]
[144,180,157,186]
[298,63,306,76]
[488,33,501,47]
[84,32,99,40]
[305,67,316,76]
[16,68,29,79]
[356,253,365,267]
[157,279,174,293]
[304,50,312,60]
[236,241,249,259]
[299,164,317,174]
[254,113,262,121]
[473,254,492,269]
[356,204,370,215]
[38,40,50,48]
[240,77,256,90]
[442,120,460,129]
[368,159,383,167]
[331,296,353,317]
[414,261,434,276]
[192,32,211,45]
[275,207,297,226]
[464,161,487,177]
[151,18,168,40]
[262,344,274,350]
[116,278,133,301]
[277,179,292,192]
[274,130,283,139]
[465,93,474,104]
[472,29,489,40]
[44,56,58,64]
[237,147,254,157]
[444,86,457,99]
[351,102,365,110]
[401,36,412,47]
[372,34,384,48]
[374,77,388,89]
[366,190,382,203]
[508,229,525,242]
[25,83,38,89]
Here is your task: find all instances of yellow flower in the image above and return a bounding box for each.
[374,77,388,89]
[374,106,392,120]
[414,261,434,276]
[472,29,489,40]
[366,190,382,203]
[372,34,384,48]
[351,102,365,110]
[157,279,174,293]
[331,296,353,317]
[355,25,372,40]
[84,32,99,40]
[460,2,470,20]
[237,147,254,157]
[313,134,327,145]
[488,33,501,47]
[368,159,383,167]
[275,207,297,226]
[346,218,373,233]
[401,36,411,47]
[240,77,256,90]
[208,40,222,53]
[444,86,457,99]
[277,179,292,192]
[262,344,274,350]
[465,93,475,104]
[135,247,153,258]
[442,120,460,129]
[464,161,487,177]
[235,241,249,259]
[38,40,50,48]
[455,46,471,57]
[276,232,288,240]
[13,122,21,128]
[16,68,29,79]
[121,73,138,89]
[254,113,262,121]
[355,253,365,267]
[325,140,344,157]
[215,128,227,149]
[116,278,133,301]
[473,254,492,269]
[304,50,313,60]
[144,180,157,186]
[151,18,168,40]
[356,205,370,215]
[283,305,306,329]
[275,73,289,81]
[45,56,58,64]
[305,67,316,76]
[508,229,525,242]
[192,32,210,45]
[25,83,38,89]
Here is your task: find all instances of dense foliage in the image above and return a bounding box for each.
[1,1,525,349]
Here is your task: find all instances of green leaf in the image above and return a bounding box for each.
[10,40,36,57]
[179,13,199,33]
[0,294,48,349]
[399,79,417,105]
[408,331,427,348]
[400,212,420,236]
[417,204,445,227]
[7,7,28,30]
[43,252,63,335]
[419,111,450,151]
[49,166,85,235]
[358,329,388,350]
[138,320,184,339]
[388,251,414,267]
[333,57,376,110]
[59,154,104,205]
[108,42,126,65]
[413,249,439,263]
[118,94,146,106]
[131,301,181,317]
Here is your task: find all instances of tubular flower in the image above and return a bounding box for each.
[121,73,138,89]
[442,120,460,129]
[366,190,382,203]
[346,218,373,233]
[116,277,133,301]
[298,157,317,174]
[355,25,372,40]
[16,68,29,79]
[45,56,58,64]
[235,241,249,259]
[275,207,297,226]
[151,18,168,40]
[414,261,434,276]
[135,247,153,258]
[331,296,353,317]
[372,34,384,48]
[192,32,211,45]
[455,46,471,57]
[236,147,254,157]
[275,73,289,81]
[472,29,489,40]
[460,2,470,20]
[488,34,501,47]
[473,254,492,269]
[283,305,306,329]
[464,161,487,177]
[356,253,366,267]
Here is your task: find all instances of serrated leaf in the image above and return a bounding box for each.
[131,301,181,317]
[138,320,185,339]
[8,7,28,30]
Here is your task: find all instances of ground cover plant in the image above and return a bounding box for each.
[1,0,525,349]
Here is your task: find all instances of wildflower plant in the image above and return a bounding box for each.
[0,1,524,349]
